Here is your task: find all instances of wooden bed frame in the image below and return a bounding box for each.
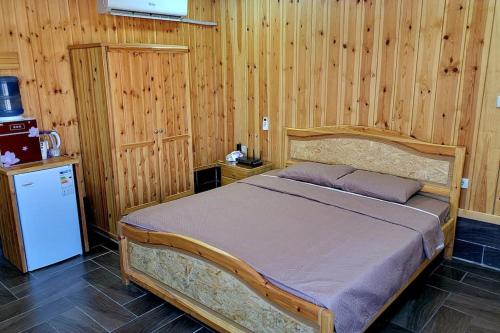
[118,126,465,333]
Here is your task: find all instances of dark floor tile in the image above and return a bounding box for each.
[444,293,500,328]
[366,321,412,333]
[467,317,500,333]
[30,246,109,281]
[433,265,466,281]
[22,322,58,333]
[48,307,106,333]
[155,315,202,333]
[442,259,500,282]
[12,260,100,298]
[125,292,165,316]
[103,241,119,253]
[421,306,472,333]
[462,273,500,295]
[483,247,500,270]
[194,328,216,333]
[83,268,144,304]
[89,231,119,252]
[0,279,89,323]
[30,257,85,281]
[0,298,73,333]
[92,252,121,277]
[433,273,500,326]
[390,284,448,331]
[0,282,16,306]
[456,218,500,249]
[64,285,135,331]
[0,256,36,288]
[86,245,113,259]
[453,240,483,263]
[427,274,500,303]
[113,303,183,333]
[88,231,110,245]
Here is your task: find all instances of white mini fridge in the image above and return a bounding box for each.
[14,164,82,271]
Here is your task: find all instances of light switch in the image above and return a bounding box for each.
[262,117,269,131]
[496,96,500,108]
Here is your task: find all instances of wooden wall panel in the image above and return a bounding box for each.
[392,0,421,134]
[374,0,400,129]
[1,0,498,217]
[0,0,227,170]
[219,0,499,216]
[469,3,500,214]
[410,0,445,141]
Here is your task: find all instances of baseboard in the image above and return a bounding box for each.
[458,209,500,226]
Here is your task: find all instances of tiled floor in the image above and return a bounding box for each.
[0,233,499,333]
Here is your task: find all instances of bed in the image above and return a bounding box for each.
[118,126,465,333]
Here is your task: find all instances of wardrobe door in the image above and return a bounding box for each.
[107,50,161,214]
[153,52,194,201]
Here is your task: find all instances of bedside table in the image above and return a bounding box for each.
[218,160,273,186]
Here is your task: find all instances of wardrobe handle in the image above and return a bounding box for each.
[153,129,159,134]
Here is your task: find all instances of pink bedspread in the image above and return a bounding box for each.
[122,175,444,333]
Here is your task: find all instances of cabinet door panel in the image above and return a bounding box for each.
[153,52,194,200]
[107,50,161,213]
[160,137,192,198]
[117,145,160,213]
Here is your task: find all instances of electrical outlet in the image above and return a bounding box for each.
[262,116,269,131]
[461,178,469,189]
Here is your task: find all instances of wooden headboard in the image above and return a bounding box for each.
[283,126,465,222]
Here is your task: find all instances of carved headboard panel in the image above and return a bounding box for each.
[289,137,452,185]
[283,126,465,213]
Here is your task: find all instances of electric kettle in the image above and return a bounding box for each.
[40,130,61,158]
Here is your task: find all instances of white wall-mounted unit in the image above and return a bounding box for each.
[98,0,188,22]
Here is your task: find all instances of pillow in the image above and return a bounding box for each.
[333,170,422,203]
[276,162,355,187]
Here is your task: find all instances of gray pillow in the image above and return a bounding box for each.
[277,162,355,187]
[334,170,422,203]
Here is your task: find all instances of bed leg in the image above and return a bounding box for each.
[319,309,334,333]
[444,241,454,260]
[444,216,457,260]
[119,235,131,285]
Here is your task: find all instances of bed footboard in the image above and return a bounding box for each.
[119,223,334,333]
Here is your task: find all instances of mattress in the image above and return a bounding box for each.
[406,194,450,225]
[122,174,445,333]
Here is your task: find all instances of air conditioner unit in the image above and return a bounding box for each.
[98,0,188,22]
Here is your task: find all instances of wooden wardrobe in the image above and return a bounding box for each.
[69,44,194,236]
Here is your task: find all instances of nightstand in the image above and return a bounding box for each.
[218,160,273,186]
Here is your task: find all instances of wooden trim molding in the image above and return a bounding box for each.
[0,52,19,70]
[458,209,500,226]
[68,43,189,53]
[285,126,459,156]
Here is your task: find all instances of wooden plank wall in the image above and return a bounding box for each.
[218,0,500,216]
[0,0,499,217]
[0,0,230,169]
